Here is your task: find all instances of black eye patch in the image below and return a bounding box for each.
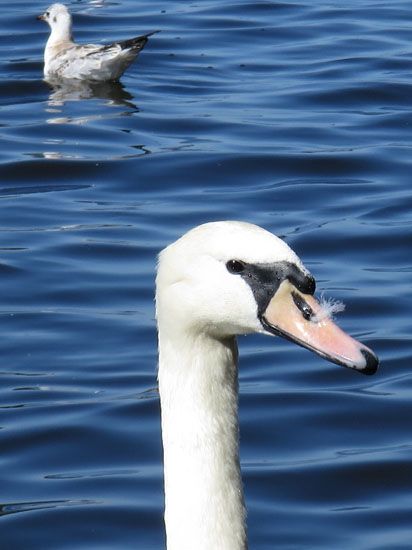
[228,260,316,315]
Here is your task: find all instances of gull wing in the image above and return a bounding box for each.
[48,32,157,82]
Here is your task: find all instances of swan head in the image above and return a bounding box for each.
[156,221,378,375]
[37,3,72,33]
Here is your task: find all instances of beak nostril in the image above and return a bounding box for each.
[292,292,313,321]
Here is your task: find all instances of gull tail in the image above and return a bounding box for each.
[118,31,160,53]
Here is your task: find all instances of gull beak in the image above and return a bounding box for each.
[37,13,46,21]
[260,280,379,375]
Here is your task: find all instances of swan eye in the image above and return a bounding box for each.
[226,260,245,274]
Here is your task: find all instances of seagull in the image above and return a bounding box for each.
[37,3,157,81]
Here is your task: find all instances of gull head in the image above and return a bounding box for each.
[37,3,72,34]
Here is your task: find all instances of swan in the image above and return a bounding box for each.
[37,4,157,81]
[156,221,378,550]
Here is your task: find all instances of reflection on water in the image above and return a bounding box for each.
[45,77,137,109]
[0,499,97,517]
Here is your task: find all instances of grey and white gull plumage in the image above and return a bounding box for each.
[37,3,157,81]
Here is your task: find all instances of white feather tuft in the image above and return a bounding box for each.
[312,294,345,323]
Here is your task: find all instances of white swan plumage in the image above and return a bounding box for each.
[156,221,378,550]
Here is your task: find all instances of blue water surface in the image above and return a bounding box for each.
[0,0,411,548]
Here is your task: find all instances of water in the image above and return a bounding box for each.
[1,0,411,548]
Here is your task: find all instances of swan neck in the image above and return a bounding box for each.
[158,330,247,550]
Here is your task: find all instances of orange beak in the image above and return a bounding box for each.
[261,281,378,374]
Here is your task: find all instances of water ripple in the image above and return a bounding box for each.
[0,0,410,548]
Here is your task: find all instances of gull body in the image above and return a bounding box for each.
[156,221,379,550]
[38,3,156,81]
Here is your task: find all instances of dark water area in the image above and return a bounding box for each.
[1,0,411,548]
